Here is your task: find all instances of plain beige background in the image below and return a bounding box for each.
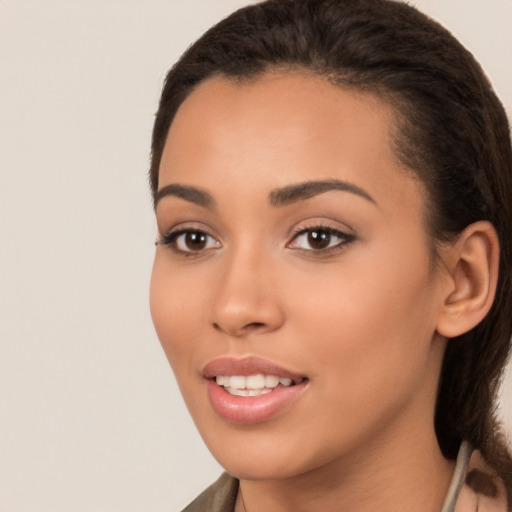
[0,1,511,511]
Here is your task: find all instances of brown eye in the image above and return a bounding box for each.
[288,226,354,253]
[183,232,208,250]
[307,230,332,250]
[159,229,221,253]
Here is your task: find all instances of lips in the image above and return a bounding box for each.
[203,357,308,424]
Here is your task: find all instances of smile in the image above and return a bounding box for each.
[203,357,308,424]
[215,374,301,396]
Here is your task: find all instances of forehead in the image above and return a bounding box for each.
[158,71,425,222]
[162,72,401,183]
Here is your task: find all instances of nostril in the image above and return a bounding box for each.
[212,320,268,334]
[245,322,267,330]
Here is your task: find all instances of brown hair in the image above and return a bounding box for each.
[149,0,512,491]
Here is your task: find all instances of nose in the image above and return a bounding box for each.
[211,249,285,338]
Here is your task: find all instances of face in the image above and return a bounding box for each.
[150,72,449,480]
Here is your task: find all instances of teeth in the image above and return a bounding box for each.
[265,375,279,387]
[215,374,296,394]
[248,389,272,396]
[246,374,265,389]
[216,375,230,387]
[224,388,272,396]
[224,387,274,397]
[227,388,250,397]
[229,376,246,389]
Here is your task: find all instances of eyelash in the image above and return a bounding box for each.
[287,224,355,255]
[157,227,220,257]
[157,224,355,257]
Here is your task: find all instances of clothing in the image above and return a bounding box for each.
[181,442,509,512]
[182,472,238,512]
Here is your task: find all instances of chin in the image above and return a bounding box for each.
[200,423,330,482]
[218,454,307,481]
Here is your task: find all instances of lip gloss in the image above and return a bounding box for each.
[207,379,307,424]
[203,357,308,424]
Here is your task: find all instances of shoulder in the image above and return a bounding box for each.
[181,473,239,512]
[455,449,509,512]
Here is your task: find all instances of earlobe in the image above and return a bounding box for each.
[436,221,499,339]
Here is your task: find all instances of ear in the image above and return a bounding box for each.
[436,221,499,338]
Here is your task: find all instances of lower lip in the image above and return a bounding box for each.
[206,379,308,424]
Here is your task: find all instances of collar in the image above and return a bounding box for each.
[442,441,474,511]
[182,442,508,512]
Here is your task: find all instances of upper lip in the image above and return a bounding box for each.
[202,356,306,381]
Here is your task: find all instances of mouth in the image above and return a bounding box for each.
[202,357,308,424]
[214,374,305,397]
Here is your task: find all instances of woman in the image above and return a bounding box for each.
[149,0,512,510]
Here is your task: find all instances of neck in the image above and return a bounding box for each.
[236,413,455,512]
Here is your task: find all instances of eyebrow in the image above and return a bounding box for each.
[269,179,376,207]
[154,179,376,210]
[154,184,216,210]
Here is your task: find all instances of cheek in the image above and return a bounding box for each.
[149,254,207,370]
[276,265,439,461]
[286,246,439,393]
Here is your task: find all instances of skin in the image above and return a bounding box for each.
[150,72,459,511]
